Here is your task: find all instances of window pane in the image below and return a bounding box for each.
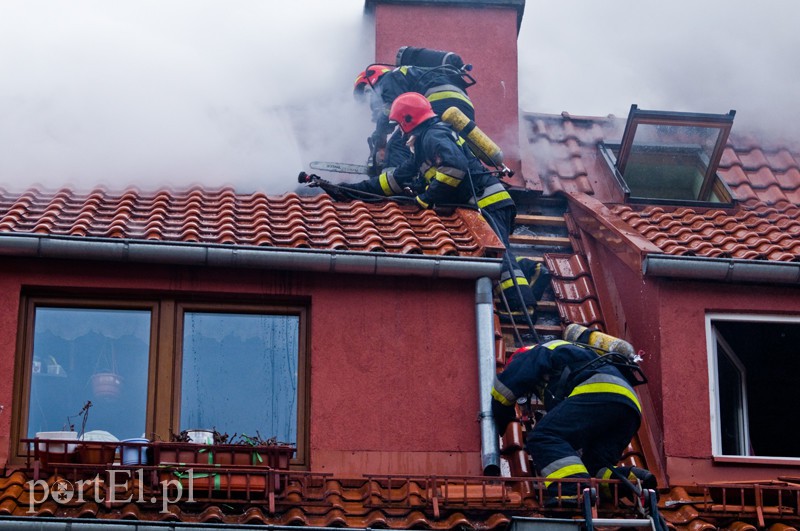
[712,319,800,458]
[29,308,151,440]
[180,312,299,445]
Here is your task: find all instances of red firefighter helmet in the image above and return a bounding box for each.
[389,92,436,134]
[505,344,536,367]
[353,65,391,97]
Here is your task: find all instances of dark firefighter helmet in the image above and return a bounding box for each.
[353,65,392,98]
[389,92,436,134]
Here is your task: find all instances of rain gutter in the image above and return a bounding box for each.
[0,233,503,280]
[643,254,800,284]
[475,277,501,476]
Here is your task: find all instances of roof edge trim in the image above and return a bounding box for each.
[643,254,800,284]
[364,0,525,33]
[0,233,503,280]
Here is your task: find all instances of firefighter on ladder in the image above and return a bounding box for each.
[491,338,656,507]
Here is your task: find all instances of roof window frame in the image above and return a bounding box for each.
[608,104,736,206]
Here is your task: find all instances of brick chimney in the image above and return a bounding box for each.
[364,0,526,180]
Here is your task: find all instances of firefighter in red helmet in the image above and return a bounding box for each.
[381,92,538,317]
[491,338,656,507]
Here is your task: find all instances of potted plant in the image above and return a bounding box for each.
[155,430,295,469]
[155,431,296,494]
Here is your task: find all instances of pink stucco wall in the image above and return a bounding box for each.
[372,3,522,175]
[0,257,483,476]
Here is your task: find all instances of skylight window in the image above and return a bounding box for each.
[601,105,736,205]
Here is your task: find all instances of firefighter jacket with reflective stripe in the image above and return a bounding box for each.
[371,65,475,138]
[491,340,641,426]
[400,119,514,212]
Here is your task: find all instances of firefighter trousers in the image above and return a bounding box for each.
[482,207,538,314]
[528,396,641,498]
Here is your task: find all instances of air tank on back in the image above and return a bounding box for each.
[563,323,637,361]
[442,106,505,168]
[395,46,466,69]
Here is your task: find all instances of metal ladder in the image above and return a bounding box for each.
[510,487,667,531]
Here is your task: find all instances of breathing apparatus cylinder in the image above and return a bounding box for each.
[396,46,466,70]
[563,323,637,361]
[442,106,505,168]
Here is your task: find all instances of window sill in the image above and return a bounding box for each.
[713,455,800,467]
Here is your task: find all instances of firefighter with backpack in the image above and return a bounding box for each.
[491,328,657,507]
[353,46,476,179]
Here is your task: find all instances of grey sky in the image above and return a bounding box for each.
[0,1,797,193]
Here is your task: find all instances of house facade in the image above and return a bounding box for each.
[1,0,800,529]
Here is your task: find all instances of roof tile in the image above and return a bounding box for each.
[0,187,494,258]
[522,112,800,207]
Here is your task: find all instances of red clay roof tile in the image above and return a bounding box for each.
[0,187,497,259]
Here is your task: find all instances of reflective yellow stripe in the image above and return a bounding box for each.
[598,467,614,498]
[491,387,514,407]
[434,170,461,188]
[399,66,409,75]
[569,383,642,412]
[379,173,393,195]
[543,464,589,488]
[416,196,429,209]
[477,190,512,209]
[500,277,530,290]
[544,340,570,350]
[424,167,437,182]
[427,91,474,108]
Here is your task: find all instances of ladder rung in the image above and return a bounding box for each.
[589,518,653,528]
[510,234,571,247]
[514,214,567,227]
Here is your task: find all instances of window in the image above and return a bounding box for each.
[601,105,736,206]
[12,296,308,464]
[706,314,800,459]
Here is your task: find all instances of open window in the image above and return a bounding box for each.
[12,295,309,466]
[601,105,736,206]
[706,314,800,459]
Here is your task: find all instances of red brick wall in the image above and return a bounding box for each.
[372,2,522,176]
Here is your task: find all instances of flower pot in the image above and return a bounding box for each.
[34,431,79,468]
[91,372,123,399]
[186,429,214,444]
[78,443,117,465]
[119,438,150,465]
[154,442,294,469]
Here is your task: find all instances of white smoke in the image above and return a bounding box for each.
[518,0,800,148]
[4,0,797,197]
[0,0,373,193]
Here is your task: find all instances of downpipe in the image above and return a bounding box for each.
[475,277,501,476]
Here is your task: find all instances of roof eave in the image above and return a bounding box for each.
[0,233,503,280]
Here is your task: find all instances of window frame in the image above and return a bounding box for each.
[705,313,800,464]
[708,324,750,456]
[602,105,736,206]
[11,294,309,467]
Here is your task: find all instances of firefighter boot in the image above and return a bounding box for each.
[597,466,657,502]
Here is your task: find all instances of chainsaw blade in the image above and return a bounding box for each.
[309,161,369,175]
